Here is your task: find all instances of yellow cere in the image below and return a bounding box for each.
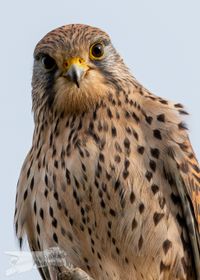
[63,57,89,70]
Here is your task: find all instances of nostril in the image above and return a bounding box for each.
[63,62,68,68]
[79,58,82,64]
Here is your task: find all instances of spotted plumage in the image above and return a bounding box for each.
[14,24,200,279]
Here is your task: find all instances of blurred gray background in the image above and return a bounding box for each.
[0,0,199,279]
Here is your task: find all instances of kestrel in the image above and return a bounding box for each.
[14,24,200,280]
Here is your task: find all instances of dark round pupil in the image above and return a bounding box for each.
[42,55,55,69]
[92,44,103,57]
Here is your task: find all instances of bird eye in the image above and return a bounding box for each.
[90,42,104,60]
[41,55,56,70]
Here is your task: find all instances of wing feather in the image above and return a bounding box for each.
[168,136,200,279]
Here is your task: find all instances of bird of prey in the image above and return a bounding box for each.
[14,24,200,280]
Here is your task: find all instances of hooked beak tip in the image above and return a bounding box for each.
[75,80,80,88]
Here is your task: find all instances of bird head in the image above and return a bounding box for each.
[32,24,130,118]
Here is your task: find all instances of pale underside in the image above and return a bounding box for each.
[15,85,200,280]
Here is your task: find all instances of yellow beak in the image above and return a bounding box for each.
[63,57,89,88]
